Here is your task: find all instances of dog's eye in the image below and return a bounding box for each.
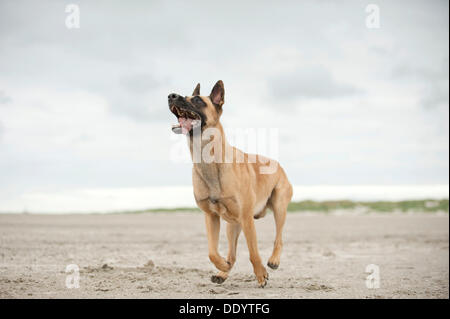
[192,96,206,107]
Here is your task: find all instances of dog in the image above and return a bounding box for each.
[168,80,293,287]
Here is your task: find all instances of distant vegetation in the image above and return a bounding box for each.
[116,207,202,214]
[287,199,449,213]
[119,199,448,214]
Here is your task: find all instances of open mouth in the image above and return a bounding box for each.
[169,104,202,134]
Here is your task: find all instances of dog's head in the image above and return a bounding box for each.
[168,80,225,134]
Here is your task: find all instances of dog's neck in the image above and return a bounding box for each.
[187,121,230,160]
[187,122,232,196]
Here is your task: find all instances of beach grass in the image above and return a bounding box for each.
[118,199,448,214]
[287,199,449,213]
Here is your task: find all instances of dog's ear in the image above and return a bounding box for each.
[192,83,200,96]
[209,80,224,106]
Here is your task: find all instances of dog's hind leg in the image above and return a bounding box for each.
[267,174,293,270]
[211,222,241,284]
[242,214,269,288]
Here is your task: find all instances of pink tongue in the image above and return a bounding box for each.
[178,117,193,134]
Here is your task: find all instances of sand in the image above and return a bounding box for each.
[0,212,448,299]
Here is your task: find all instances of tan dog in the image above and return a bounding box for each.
[168,81,293,287]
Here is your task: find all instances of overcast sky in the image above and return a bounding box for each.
[0,0,448,201]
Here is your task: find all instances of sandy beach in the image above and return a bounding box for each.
[0,212,448,299]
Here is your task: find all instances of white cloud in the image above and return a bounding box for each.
[0,0,448,209]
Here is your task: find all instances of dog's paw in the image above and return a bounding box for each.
[209,255,232,272]
[267,261,279,270]
[217,259,232,272]
[211,275,226,284]
[256,268,269,288]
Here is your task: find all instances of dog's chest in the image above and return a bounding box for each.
[193,165,239,222]
[194,163,222,197]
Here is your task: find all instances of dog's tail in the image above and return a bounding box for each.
[253,207,268,219]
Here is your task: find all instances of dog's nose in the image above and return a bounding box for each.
[168,93,180,102]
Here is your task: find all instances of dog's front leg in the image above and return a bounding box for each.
[204,212,231,272]
[241,215,268,288]
[211,222,241,284]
